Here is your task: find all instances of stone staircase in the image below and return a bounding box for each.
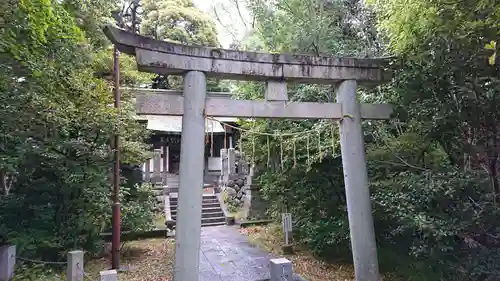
[170,194,226,228]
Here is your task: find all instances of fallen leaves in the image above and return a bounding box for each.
[239,224,355,281]
[85,238,176,281]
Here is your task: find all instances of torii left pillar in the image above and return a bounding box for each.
[174,71,207,281]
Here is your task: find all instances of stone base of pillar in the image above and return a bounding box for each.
[248,184,269,220]
[225,216,235,225]
[281,245,294,255]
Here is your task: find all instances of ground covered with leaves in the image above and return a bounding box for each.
[240,224,406,281]
[13,239,175,281]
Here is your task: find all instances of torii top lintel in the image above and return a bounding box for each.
[104,26,391,85]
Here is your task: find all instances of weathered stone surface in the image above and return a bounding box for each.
[103,26,390,85]
[236,179,244,186]
[237,190,244,199]
[135,92,393,120]
[226,187,237,197]
[266,80,288,101]
[248,185,269,220]
[0,245,15,281]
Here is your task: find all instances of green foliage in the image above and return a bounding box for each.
[222,189,242,213]
[120,183,156,232]
[246,0,381,56]
[11,264,65,281]
[238,0,500,280]
[0,0,154,263]
[91,48,154,86]
[139,0,221,90]
[140,0,219,47]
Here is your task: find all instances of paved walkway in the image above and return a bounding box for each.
[199,226,274,281]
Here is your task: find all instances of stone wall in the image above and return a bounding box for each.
[219,148,269,220]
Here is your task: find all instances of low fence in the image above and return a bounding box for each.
[1,244,306,281]
[0,245,118,281]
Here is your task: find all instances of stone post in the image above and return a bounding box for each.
[228,148,236,176]
[220,149,228,185]
[336,80,380,281]
[67,250,84,281]
[153,149,161,185]
[174,71,207,281]
[269,258,293,281]
[0,245,15,281]
[100,270,118,281]
[162,143,168,186]
[144,159,151,182]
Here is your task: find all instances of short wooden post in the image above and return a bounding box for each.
[269,258,293,281]
[0,245,16,281]
[100,270,118,281]
[67,250,84,281]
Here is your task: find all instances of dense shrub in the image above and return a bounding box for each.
[256,131,500,280]
[0,0,154,261]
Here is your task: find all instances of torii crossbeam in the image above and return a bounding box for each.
[105,25,392,281]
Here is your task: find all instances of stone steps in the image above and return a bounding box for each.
[168,195,225,228]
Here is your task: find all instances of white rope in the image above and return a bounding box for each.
[267,135,270,166]
[306,135,310,170]
[293,137,297,168]
[318,129,322,163]
[207,117,317,137]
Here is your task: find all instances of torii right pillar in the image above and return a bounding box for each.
[337,80,379,281]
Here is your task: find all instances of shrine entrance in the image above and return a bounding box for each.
[105,25,392,281]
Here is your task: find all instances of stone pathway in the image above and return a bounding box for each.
[199,226,274,281]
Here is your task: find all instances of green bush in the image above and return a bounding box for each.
[0,0,153,263]
[255,132,500,280]
[222,189,242,213]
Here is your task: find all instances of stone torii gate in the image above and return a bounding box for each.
[104,26,392,281]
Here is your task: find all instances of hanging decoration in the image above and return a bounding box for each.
[331,122,336,157]
[267,135,271,166]
[252,132,256,165]
[318,129,322,163]
[280,136,284,170]
[306,135,310,170]
[205,117,335,170]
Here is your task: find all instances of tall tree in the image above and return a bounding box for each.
[371,0,500,192]
[0,0,154,260]
[139,0,220,89]
[141,0,218,46]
